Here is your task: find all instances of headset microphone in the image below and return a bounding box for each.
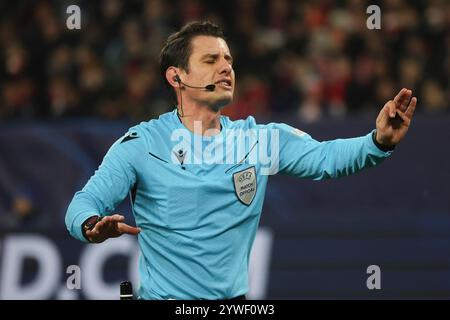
[204,84,216,91]
[174,75,215,91]
[174,74,216,118]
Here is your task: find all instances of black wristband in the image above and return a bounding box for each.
[81,215,100,242]
[372,130,396,152]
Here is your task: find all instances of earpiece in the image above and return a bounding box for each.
[174,75,181,83]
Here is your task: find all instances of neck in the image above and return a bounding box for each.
[177,102,221,136]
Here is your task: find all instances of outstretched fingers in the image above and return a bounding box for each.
[119,223,141,235]
[405,97,417,119]
[393,88,413,112]
[393,88,406,105]
[110,214,125,222]
[88,214,124,236]
[392,97,416,127]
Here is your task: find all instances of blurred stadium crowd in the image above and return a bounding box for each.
[0,0,448,122]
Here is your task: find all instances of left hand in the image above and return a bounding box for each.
[375,88,417,147]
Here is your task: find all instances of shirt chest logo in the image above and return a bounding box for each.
[233,166,257,206]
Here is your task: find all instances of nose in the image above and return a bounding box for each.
[218,57,232,76]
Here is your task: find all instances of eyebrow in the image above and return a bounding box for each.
[200,53,233,63]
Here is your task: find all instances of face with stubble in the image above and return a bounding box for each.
[177,35,235,112]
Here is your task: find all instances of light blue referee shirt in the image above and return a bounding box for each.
[65,109,392,299]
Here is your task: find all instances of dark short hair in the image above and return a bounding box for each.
[159,21,225,101]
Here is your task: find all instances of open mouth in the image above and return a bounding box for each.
[215,79,232,89]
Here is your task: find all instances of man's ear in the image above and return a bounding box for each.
[166,67,180,88]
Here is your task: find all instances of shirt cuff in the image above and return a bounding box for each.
[367,130,394,157]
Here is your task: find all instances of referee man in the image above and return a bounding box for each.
[65,21,417,300]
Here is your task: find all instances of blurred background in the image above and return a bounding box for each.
[0,0,449,299]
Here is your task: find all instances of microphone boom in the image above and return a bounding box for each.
[175,75,215,91]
